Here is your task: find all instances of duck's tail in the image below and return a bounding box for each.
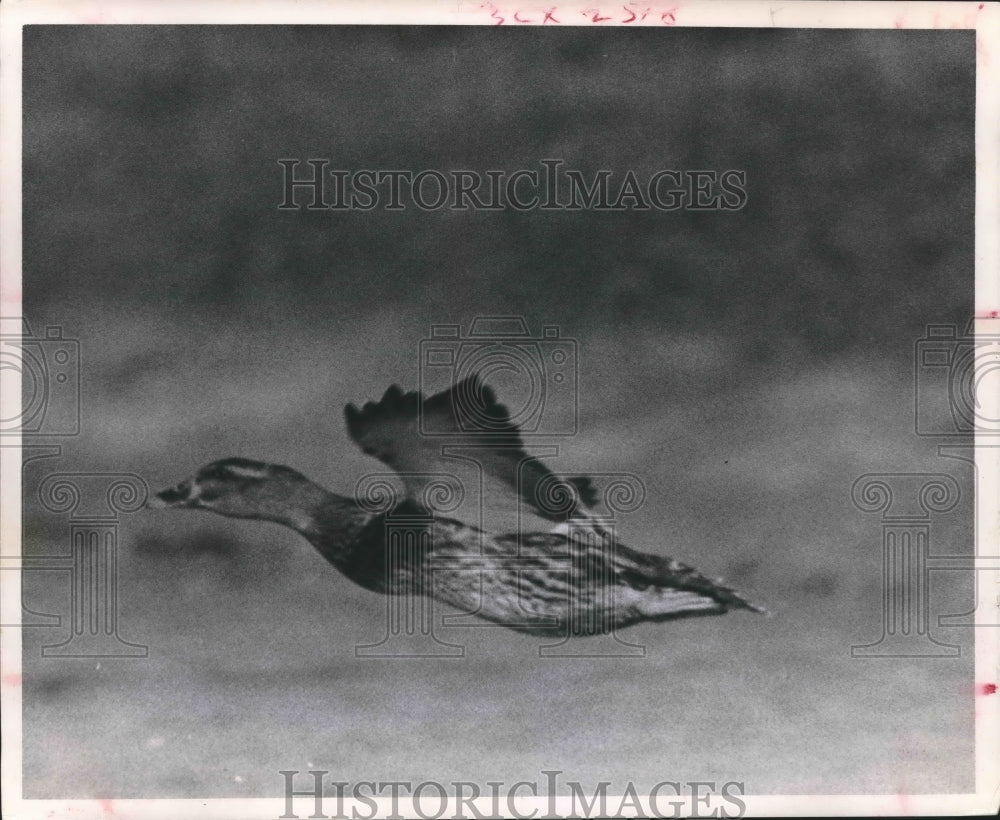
[617,545,766,616]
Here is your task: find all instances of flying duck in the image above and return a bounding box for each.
[149,376,761,636]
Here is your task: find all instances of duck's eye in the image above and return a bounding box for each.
[155,481,192,505]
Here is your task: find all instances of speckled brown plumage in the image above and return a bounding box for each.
[150,376,761,636]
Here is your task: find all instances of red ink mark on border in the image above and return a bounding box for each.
[482,3,504,25]
[477,3,677,27]
[978,683,997,696]
[622,4,651,22]
[2,673,21,687]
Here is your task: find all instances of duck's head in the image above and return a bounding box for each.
[149,457,314,522]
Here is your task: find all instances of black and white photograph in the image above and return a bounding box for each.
[1,1,998,818]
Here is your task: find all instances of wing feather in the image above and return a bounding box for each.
[345,376,595,531]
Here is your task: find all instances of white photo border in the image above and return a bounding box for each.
[1,1,997,818]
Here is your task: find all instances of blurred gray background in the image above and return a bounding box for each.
[20,26,975,797]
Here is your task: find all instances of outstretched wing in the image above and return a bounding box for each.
[345,376,597,533]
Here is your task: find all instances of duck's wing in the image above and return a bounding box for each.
[345,376,597,534]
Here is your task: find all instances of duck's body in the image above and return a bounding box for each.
[301,497,757,636]
[151,376,761,637]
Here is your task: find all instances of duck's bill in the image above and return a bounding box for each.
[147,483,192,509]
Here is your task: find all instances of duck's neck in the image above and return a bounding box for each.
[239,475,367,551]
[284,487,371,562]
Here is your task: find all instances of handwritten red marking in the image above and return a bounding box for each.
[484,4,682,25]
[978,683,997,695]
[99,799,116,817]
[622,4,651,22]
[482,2,504,25]
[2,673,21,687]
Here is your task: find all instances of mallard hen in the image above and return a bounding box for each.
[149,376,761,636]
